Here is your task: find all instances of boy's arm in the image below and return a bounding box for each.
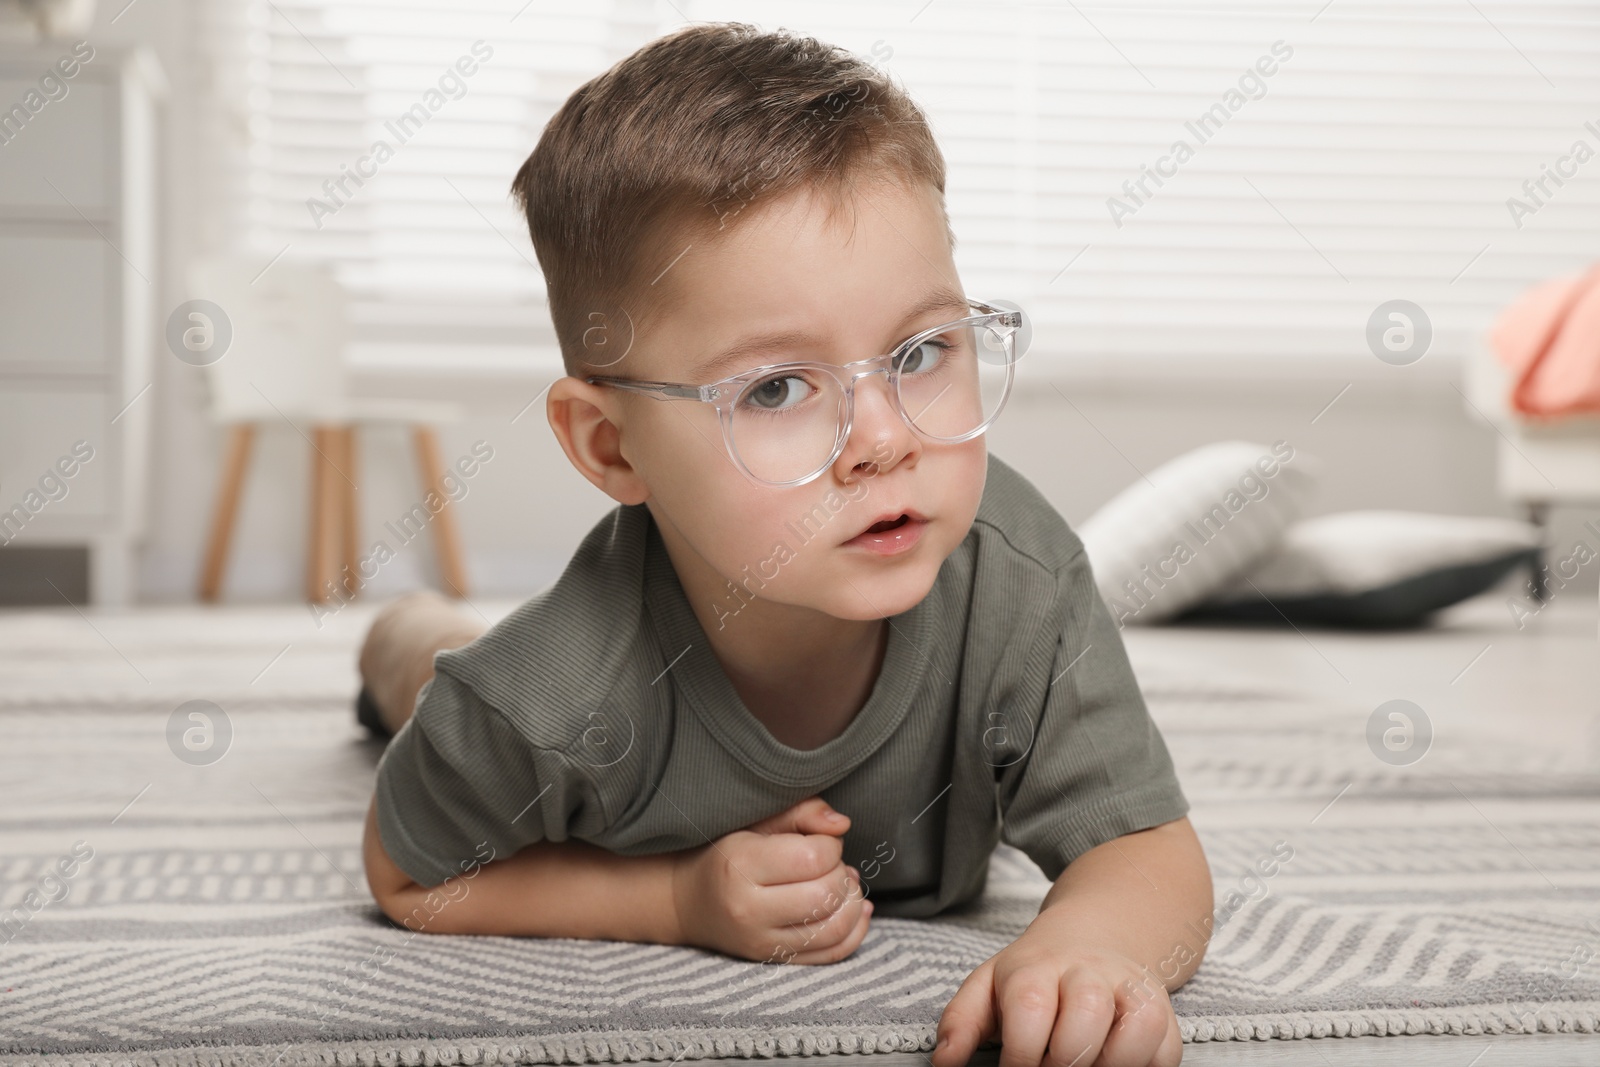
[366,668,871,960]
[363,795,683,942]
[365,663,688,942]
[933,817,1211,1067]
[364,793,874,963]
[1032,815,1213,987]
[935,542,1208,1067]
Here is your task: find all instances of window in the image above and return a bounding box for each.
[200,0,661,373]
[205,0,1600,376]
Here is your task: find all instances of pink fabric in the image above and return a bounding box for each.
[1490,263,1600,419]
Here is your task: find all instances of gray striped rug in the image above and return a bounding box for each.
[1,604,1598,1065]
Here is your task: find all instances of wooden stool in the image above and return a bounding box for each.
[185,255,467,605]
[199,423,468,604]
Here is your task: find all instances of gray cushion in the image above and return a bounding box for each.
[1182,510,1542,627]
[1079,440,1319,625]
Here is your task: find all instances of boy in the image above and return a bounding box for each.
[360,22,1212,1067]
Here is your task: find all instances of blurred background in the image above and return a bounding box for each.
[1,0,1597,608]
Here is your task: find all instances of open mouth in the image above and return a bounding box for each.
[844,509,927,555]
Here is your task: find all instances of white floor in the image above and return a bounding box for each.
[1129,586,1600,777]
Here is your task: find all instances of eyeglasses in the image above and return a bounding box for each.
[583,298,1028,487]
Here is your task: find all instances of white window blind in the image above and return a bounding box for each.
[199,0,661,372]
[205,0,1600,375]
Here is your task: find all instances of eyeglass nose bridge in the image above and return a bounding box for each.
[836,350,907,392]
[831,352,918,451]
[847,365,891,386]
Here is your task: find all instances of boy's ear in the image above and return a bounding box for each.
[546,377,650,506]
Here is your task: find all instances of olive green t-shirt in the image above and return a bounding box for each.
[373,451,1189,918]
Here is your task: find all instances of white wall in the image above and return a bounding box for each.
[145,354,1600,617]
[86,0,1598,610]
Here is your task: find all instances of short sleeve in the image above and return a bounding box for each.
[997,546,1190,882]
[373,665,604,888]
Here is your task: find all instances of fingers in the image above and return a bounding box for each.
[786,896,875,964]
[932,959,998,1067]
[747,795,850,837]
[733,861,862,963]
[1093,981,1178,1067]
[737,828,845,886]
[994,966,1064,1067]
[938,963,1176,1067]
[1042,969,1119,1067]
[1153,1010,1183,1067]
[712,848,862,961]
[759,861,862,929]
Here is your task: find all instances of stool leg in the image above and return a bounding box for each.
[338,426,361,598]
[1526,501,1550,603]
[412,425,469,598]
[307,425,337,603]
[199,423,255,603]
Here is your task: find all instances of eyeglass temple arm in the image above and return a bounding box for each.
[968,300,1023,330]
[584,376,705,401]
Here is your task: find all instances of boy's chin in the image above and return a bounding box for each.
[808,562,941,621]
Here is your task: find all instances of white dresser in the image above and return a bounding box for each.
[0,44,163,606]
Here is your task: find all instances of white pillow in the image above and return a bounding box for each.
[1078,440,1319,625]
[1202,510,1542,601]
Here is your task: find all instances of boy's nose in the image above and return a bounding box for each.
[836,370,918,477]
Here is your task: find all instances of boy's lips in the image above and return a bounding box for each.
[841,508,930,556]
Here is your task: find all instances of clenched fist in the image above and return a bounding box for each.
[671,796,873,964]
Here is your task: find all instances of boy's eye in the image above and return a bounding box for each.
[899,338,952,376]
[742,372,816,412]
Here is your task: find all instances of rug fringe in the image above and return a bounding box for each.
[7,1004,1600,1067]
[1177,1001,1600,1041]
[0,1025,940,1067]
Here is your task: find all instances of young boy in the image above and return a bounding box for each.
[360,22,1211,1067]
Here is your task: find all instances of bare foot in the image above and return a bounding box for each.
[358,591,487,735]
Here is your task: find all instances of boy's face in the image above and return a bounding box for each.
[579,176,988,626]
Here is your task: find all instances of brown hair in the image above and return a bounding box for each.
[510,21,952,378]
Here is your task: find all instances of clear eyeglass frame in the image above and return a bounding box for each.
[582,298,1026,488]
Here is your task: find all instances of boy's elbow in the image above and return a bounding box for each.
[362,796,423,922]
[362,795,478,935]
[379,887,461,935]
[373,885,422,930]
[369,866,467,937]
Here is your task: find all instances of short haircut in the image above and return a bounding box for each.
[510,21,953,379]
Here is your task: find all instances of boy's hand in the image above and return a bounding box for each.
[932,922,1182,1067]
[671,796,873,964]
